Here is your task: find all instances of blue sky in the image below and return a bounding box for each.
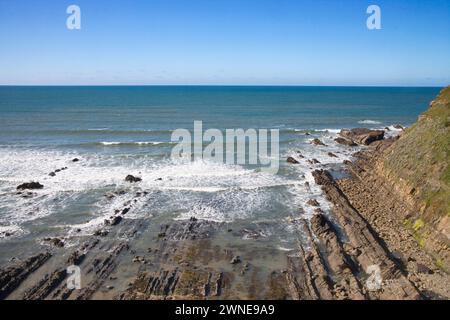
[0,0,449,86]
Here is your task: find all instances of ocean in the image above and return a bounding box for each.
[0,86,441,264]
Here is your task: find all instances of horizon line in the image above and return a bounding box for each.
[0,84,446,88]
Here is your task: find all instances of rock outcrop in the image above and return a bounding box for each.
[16,182,44,190]
[125,175,142,183]
[339,128,385,145]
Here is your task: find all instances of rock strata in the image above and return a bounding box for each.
[339,128,384,145]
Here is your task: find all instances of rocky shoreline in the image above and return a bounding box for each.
[0,124,450,300]
[0,122,449,299]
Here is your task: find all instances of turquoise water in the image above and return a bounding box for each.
[0,86,439,149]
[0,86,441,261]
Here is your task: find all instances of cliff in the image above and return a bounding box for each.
[380,86,450,267]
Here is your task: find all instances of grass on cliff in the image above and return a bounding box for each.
[383,86,450,221]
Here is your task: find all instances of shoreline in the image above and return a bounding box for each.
[1,125,448,300]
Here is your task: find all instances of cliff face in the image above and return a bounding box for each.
[381,86,450,241]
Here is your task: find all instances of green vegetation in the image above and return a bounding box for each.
[412,218,425,232]
[383,86,450,223]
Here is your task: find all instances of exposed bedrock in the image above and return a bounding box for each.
[339,128,385,146]
[311,169,421,299]
[0,252,52,299]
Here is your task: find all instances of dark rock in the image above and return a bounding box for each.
[109,216,122,226]
[105,193,115,200]
[306,199,320,207]
[0,252,52,299]
[94,230,109,237]
[230,256,241,264]
[393,124,404,130]
[17,182,44,190]
[334,137,357,147]
[156,178,163,181]
[121,207,130,215]
[49,172,56,177]
[125,175,142,183]
[72,158,80,162]
[339,128,384,145]
[67,251,85,265]
[43,238,64,248]
[314,208,324,214]
[132,256,145,263]
[21,192,34,198]
[309,158,320,164]
[328,152,338,158]
[311,138,326,146]
[287,157,299,164]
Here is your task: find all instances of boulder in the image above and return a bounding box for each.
[334,137,357,146]
[110,216,122,226]
[311,138,326,146]
[287,156,300,164]
[17,182,44,190]
[230,256,241,264]
[94,229,109,237]
[328,152,338,158]
[296,151,305,158]
[339,128,384,145]
[125,175,142,183]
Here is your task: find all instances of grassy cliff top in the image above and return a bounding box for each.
[383,86,450,224]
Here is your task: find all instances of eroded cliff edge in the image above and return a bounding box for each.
[379,86,450,268]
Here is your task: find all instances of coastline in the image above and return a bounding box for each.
[1,87,449,300]
[1,128,448,300]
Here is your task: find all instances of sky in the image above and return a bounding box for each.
[0,0,449,86]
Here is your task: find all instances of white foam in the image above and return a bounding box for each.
[277,246,295,251]
[0,149,303,236]
[99,141,166,146]
[87,128,110,131]
[0,225,27,239]
[358,120,381,125]
[0,129,355,240]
